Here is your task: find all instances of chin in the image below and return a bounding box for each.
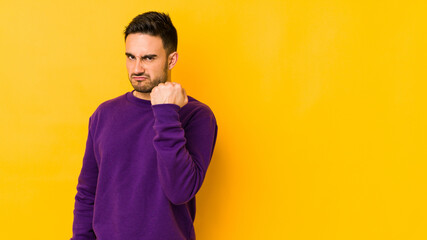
[130,81,153,93]
[133,85,154,93]
[133,87,152,93]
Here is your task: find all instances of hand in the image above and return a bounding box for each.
[150,82,188,108]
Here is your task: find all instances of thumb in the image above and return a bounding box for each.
[182,88,188,105]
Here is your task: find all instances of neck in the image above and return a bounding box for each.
[133,91,151,100]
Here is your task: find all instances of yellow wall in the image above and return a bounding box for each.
[1,0,426,239]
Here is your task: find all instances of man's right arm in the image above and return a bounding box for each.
[71,118,98,240]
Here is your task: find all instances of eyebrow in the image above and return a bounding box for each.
[125,53,158,59]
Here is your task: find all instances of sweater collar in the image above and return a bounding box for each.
[126,90,152,107]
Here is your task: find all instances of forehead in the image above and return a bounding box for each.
[125,33,165,56]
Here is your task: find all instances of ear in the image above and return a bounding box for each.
[168,52,178,70]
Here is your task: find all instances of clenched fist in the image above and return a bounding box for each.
[150,82,188,108]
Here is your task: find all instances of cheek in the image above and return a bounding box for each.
[154,62,167,73]
[126,61,135,72]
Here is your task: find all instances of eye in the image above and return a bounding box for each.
[143,56,155,61]
[127,55,135,60]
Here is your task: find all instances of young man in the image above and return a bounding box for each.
[71,12,218,240]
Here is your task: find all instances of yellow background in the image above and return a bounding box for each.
[1,0,426,239]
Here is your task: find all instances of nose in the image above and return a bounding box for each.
[133,59,145,74]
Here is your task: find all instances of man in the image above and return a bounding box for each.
[71,12,218,240]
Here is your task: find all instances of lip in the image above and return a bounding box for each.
[132,76,148,81]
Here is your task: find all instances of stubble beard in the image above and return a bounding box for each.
[130,64,169,93]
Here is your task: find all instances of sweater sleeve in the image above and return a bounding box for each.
[71,118,98,240]
[152,104,218,205]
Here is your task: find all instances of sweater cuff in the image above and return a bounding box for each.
[152,104,181,124]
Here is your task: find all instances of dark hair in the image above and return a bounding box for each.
[124,11,178,54]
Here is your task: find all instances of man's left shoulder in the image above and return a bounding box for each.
[179,96,216,124]
[181,96,214,115]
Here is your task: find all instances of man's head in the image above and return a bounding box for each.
[124,12,178,96]
[125,11,177,55]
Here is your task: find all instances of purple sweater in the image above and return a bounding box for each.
[72,91,218,240]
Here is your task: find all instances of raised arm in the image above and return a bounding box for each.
[152,103,217,205]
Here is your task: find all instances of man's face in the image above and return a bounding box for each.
[125,33,169,93]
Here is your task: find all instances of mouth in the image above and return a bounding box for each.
[132,76,149,81]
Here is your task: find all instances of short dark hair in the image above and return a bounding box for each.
[124,11,178,54]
